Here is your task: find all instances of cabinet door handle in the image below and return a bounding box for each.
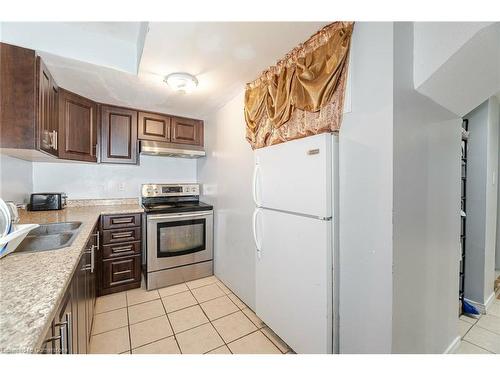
[112,218,133,224]
[112,245,133,253]
[90,245,95,273]
[51,130,58,151]
[44,335,62,343]
[93,232,100,249]
[54,312,71,354]
[112,232,132,239]
[114,270,131,276]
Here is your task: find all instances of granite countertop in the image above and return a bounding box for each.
[0,202,144,353]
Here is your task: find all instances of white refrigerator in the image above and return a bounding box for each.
[252,133,339,354]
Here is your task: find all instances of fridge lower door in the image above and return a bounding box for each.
[255,207,333,354]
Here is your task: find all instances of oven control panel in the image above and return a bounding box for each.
[142,184,200,197]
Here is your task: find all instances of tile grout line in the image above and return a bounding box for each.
[206,279,284,352]
[126,291,132,353]
[469,323,500,338]
[91,322,129,337]
[93,276,288,354]
[159,293,182,354]
[461,339,496,354]
[131,334,177,352]
[260,327,288,354]
[212,284,286,353]
[205,344,230,354]
[197,297,232,354]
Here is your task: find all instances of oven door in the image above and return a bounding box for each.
[147,211,213,272]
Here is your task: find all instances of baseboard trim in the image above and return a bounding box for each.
[444,335,461,354]
[464,292,496,314]
[485,292,496,312]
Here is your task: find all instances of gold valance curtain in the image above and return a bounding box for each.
[244,21,354,149]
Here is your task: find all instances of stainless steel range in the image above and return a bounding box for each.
[141,183,213,290]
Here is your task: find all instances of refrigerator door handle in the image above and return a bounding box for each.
[252,163,260,206]
[252,208,262,257]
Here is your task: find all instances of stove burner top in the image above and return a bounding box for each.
[142,200,213,214]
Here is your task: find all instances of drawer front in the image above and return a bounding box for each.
[102,255,141,289]
[102,227,141,244]
[102,241,141,259]
[102,213,141,230]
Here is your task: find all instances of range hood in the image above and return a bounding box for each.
[139,140,206,158]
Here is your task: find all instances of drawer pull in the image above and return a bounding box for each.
[114,270,131,276]
[112,218,133,224]
[113,245,133,253]
[112,232,132,239]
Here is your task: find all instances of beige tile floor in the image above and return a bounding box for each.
[89,275,292,354]
[454,297,500,354]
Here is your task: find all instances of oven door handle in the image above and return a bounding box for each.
[147,212,212,221]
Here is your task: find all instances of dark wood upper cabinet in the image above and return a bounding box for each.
[36,57,59,156]
[0,43,37,150]
[137,111,171,142]
[1,43,205,163]
[100,105,138,164]
[58,89,97,162]
[171,116,204,146]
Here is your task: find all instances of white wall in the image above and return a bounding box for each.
[414,23,500,117]
[392,23,462,354]
[497,107,500,270]
[413,22,493,88]
[0,154,33,204]
[485,97,499,296]
[464,97,499,307]
[338,22,394,353]
[196,90,256,309]
[1,22,140,74]
[465,101,489,303]
[32,155,197,199]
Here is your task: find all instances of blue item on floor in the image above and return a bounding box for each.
[463,300,480,315]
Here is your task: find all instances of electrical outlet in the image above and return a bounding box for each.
[118,183,125,192]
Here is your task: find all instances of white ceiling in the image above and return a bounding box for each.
[1,22,328,119]
[63,22,143,43]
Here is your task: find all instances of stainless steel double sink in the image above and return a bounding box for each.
[16,221,82,253]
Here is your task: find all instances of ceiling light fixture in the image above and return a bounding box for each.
[164,72,198,94]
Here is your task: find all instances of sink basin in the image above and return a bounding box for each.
[28,221,82,236]
[15,221,82,253]
[16,233,74,252]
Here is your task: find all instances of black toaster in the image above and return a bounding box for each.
[28,193,67,211]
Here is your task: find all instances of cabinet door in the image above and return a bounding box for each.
[86,230,97,343]
[101,106,138,164]
[40,320,59,354]
[58,89,97,162]
[36,57,58,156]
[171,117,203,146]
[56,289,75,354]
[0,43,37,150]
[102,213,142,230]
[76,255,87,354]
[101,255,141,294]
[138,111,171,142]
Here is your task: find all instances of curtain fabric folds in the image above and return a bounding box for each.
[244,21,354,149]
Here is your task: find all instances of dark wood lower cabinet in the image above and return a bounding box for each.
[39,214,142,353]
[76,254,87,353]
[98,213,142,296]
[41,225,98,354]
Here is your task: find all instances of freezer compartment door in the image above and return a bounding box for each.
[254,133,333,218]
[255,208,333,354]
